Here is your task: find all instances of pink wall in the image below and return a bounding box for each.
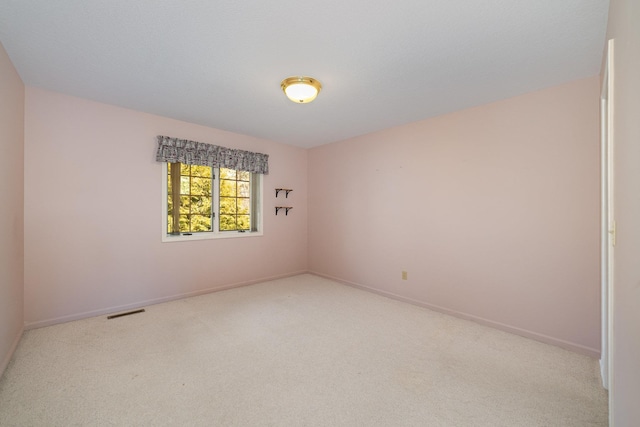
[606,0,640,423]
[308,77,601,355]
[24,87,308,326]
[0,42,25,375]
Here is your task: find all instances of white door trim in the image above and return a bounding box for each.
[600,37,615,425]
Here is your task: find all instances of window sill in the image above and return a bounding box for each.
[161,231,263,243]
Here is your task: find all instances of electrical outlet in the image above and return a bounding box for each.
[402,271,408,280]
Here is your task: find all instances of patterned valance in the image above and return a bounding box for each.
[155,135,269,174]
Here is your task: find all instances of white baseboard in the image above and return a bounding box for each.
[24,270,308,330]
[310,271,600,359]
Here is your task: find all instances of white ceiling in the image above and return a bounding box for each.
[0,1,609,148]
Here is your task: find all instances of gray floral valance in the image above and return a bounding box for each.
[155,135,269,174]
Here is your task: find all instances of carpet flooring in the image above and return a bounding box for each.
[0,274,608,426]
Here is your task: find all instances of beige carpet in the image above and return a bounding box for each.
[0,274,607,426]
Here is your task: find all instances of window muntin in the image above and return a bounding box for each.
[164,163,261,240]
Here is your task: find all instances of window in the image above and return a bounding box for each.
[219,168,252,231]
[156,135,268,241]
[163,162,262,241]
[168,163,213,233]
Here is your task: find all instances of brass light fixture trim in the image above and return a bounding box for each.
[281,76,322,103]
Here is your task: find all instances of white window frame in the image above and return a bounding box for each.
[161,162,263,242]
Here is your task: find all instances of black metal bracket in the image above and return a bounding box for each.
[275,207,293,216]
[275,188,293,198]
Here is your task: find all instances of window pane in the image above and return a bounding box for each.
[220,168,236,180]
[191,196,211,215]
[179,215,190,232]
[180,164,190,175]
[238,171,250,181]
[191,215,212,232]
[180,196,191,215]
[179,196,190,214]
[237,198,250,214]
[220,179,236,197]
[191,165,211,177]
[220,197,236,214]
[191,177,211,196]
[220,215,236,231]
[237,181,250,197]
[180,176,190,194]
[237,215,250,230]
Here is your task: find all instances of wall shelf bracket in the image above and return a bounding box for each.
[275,188,293,198]
[275,207,293,216]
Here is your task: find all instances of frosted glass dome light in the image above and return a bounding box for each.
[281,76,322,103]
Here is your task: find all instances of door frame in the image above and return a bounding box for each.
[600,38,615,401]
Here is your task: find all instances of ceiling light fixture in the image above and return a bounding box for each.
[281,76,322,104]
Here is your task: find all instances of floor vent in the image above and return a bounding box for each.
[107,309,145,319]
